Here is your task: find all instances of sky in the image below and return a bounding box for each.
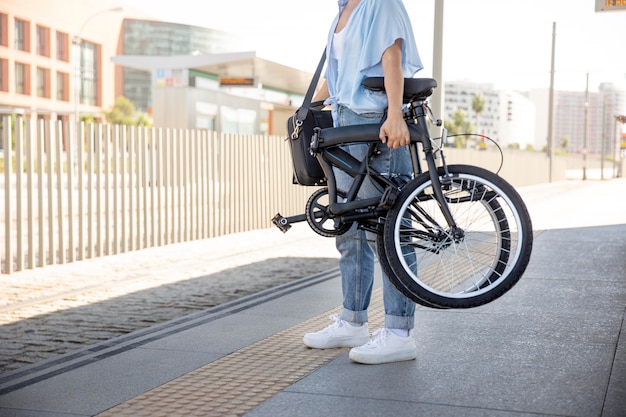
[121,0,626,93]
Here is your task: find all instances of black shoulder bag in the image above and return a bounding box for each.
[286,49,332,186]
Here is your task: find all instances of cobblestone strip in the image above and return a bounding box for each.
[0,228,340,374]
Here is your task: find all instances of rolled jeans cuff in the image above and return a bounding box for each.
[385,314,414,330]
[340,307,368,325]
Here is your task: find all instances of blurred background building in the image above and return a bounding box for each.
[1,0,624,154]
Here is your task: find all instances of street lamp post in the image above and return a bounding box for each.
[582,73,589,181]
[615,115,626,178]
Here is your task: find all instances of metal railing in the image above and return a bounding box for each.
[2,115,589,275]
[1,116,312,274]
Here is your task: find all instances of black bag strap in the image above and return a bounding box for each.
[295,48,327,121]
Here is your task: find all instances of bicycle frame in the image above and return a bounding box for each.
[272,77,458,234]
[273,78,534,308]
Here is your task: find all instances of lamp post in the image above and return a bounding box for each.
[615,115,626,178]
[73,7,123,128]
[581,73,590,180]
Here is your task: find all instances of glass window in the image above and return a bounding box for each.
[14,18,30,52]
[79,41,97,105]
[0,59,7,91]
[37,67,50,98]
[15,62,30,95]
[0,13,8,47]
[56,71,68,101]
[56,31,68,61]
[37,25,50,57]
[220,106,257,134]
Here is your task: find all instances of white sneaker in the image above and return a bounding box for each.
[303,315,369,349]
[349,328,417,364]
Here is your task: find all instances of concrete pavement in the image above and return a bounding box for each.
[0,178,625,417]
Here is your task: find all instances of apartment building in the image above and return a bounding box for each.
[529,84,625,156]
[443,80,536,149]
[0,0,124,122]
[0,0,310,136]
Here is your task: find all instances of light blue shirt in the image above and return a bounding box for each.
[325,0,423,115]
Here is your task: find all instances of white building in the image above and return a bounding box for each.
[443,81,535,149]
[528,84,626,155]
[498,90,536,149]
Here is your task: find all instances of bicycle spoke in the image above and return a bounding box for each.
[383,165,533,309]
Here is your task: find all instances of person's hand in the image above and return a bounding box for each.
[379,112,410,149]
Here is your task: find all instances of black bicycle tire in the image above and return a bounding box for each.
[378,187,512,309]
[382,165,533,309]
[375,232,442,309]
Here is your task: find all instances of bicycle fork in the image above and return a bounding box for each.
[408,103,459,232]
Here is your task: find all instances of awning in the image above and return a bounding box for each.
[111,52,314,95]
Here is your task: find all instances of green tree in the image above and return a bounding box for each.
[444,109,473,148]
[103,96,152,127]
[559,135,569,151]
[136,113,152,127]
[471,94,486,134]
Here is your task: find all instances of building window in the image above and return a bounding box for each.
[37,67,50,98]
[0,59,8,91]
[37,25,50,57]
[78,40,99,106]
[15,62,30,95]
[56,71,69,101]
[14,18,30,52]
[0,13,8,47]
[56,31,68,61]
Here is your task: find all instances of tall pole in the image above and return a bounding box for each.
[583,72,589,180]
[615,118,619,177]
[547,22,556,182]
[615,115,626,177]
[601,95,606,180]
[431,0,445,137]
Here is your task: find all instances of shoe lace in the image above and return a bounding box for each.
[326,314,346,330]
[367,328,390,346]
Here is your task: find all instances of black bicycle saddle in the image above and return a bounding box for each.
[362,77,437,102]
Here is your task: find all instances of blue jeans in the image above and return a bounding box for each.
[334,105,416,330]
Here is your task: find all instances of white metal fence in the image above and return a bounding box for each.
[3,115,601,275]
[1,116,312,274]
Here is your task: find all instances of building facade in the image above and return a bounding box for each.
[0,0,309,137]
[443,81,536,149]
[444,78,625,158]
[529,84,626,157]
[444,81,500,142]
[0,0,123,122]
[119,18,249,113]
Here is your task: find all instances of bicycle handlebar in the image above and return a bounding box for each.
[312,123,427,151]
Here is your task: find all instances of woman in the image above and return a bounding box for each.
[302,0,424,365]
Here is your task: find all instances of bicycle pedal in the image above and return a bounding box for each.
[378,187,400,209]
[272,213,291,233]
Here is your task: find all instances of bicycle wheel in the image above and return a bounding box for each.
[376,216,442,309]
[382,164,533,309]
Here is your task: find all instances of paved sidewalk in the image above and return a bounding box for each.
[0,179,625,417]
[0,226,340,373]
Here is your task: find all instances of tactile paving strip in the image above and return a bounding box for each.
[97,288,386,417]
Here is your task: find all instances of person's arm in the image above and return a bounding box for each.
[312,80,330,107]
[379,39,409,149]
